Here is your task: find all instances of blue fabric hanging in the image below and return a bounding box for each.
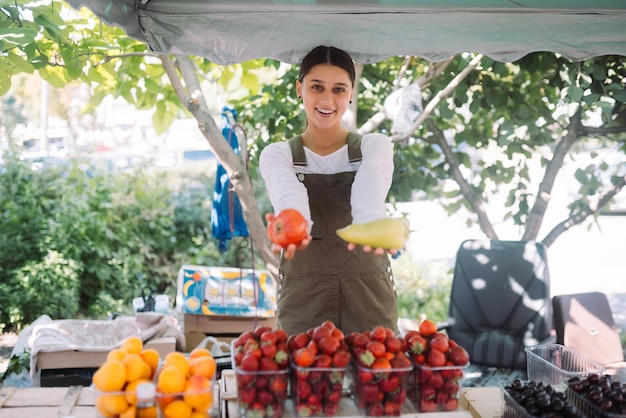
[211,107,249,252]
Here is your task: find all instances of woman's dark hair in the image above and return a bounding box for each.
[298,46,355,87]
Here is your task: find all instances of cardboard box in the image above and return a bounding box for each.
[176,265,276,317]
[36,336,177,370]
[460,387,502,418]
[183,313,277,335]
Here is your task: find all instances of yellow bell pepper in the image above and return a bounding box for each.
[336,217,410,249]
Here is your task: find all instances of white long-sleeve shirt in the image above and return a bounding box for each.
[259,133,394,232]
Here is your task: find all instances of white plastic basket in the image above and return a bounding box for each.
[525,344,605,387]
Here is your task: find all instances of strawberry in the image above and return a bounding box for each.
[292,346,315,367]
[366,341,387,358]
[430,334,450,353]
[240,353,260,371]
[259,356,279,371]
[406,333,427,355]
[427,349,446,367]
[419,398,438,412]
[312,326,332,343]
[368,402,384,416]
[357,349,376,368]
[370,325,387,342]
[257,389,274,405]
[384,400,401,416]
[260,330,277,346]
[318,335,340,355]
[428,371,444,389]
[379,375,400,392]
[296,379,312,399]
[296,404,312,417]
[331,327,344,342]
[384,336,402,353]
[314,353,333,368]
[269,376,287,393]
[254,326,273,338]
[419,319,438,336]
[443,397,459,411]
[260,342,277,358]
[332,350,351,368]
[449,345,469,366]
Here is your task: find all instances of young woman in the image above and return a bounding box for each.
[259,46,399,335]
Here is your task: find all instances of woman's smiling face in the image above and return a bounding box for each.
[296,63,353,130]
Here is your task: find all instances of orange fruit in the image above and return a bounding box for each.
[98,393,130,416]
[141,348,160,372]
[189,356,216,380]
[141,361,152,380]
[120,405,137,418]
[162,399,192,418]
[163,351,190,377]
[183,374,213,410]
[121,336,143,355]
[93,360,126,392]
[107,348,128,362]
[123,353,147,382]
[157,365,186,394]
[125,378,151,405]
[189,347,212,359]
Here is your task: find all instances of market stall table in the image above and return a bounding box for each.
[0,373,502,417]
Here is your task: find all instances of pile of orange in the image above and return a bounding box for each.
[155,347,217,418]
[92,336,161,418]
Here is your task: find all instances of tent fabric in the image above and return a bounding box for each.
[66,1,626,64]
[210,107,249,252]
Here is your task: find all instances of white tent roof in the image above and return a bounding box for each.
[66,0,626,64]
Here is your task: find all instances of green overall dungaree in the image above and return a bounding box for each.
[276,133,399,335]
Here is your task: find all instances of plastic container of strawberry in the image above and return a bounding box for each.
[234,367,290,418]
[409,362,467,413]
[349,361,413,416]
[291,362,347,417]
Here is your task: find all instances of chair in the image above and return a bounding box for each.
[443,239,553,385]
[552,291,626,381]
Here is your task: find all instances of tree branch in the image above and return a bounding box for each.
[427,120,499,239]
[390,54,483,144]
[541,174,626,247]
[522,110,581,241]
[358,57,453,135]
[580,125,626,136]
[159,54,279,277]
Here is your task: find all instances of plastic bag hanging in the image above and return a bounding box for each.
[211,106,249,252]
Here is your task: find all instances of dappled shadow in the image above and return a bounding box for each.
[446,240,552,370]
[607,292,626,334]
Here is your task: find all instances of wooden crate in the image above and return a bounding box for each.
[0,386,95,418]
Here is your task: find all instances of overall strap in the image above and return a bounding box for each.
[288,135,307,166]
[346,132,363,163]
[288,132,363,166]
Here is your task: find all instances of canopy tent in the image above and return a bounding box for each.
[66,0,626,64]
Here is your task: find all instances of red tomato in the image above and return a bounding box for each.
[267,208,308,247]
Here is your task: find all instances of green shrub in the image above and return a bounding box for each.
[392,255,453,324]
[0,152,247,331]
